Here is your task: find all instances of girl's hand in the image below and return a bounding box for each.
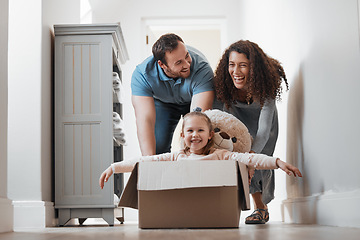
[99,166,113,189]
[276,159,303,177]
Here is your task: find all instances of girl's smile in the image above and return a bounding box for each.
[181,116,213,155]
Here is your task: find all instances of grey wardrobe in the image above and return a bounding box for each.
[54,23,129,226]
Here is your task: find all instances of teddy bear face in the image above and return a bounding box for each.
[204,109,252,153]
[213,127,234,151]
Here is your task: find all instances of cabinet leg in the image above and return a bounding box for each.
[116,207,124,224]
[102,209,114,226]
[79,218,87,225]
[58,209,71,226]
[116,217,124,224]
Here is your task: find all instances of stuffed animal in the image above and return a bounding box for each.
[204,109,252,153]
[113,72,124,103]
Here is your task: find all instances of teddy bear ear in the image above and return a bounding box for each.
[204,109,252,153]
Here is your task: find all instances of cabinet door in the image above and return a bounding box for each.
[55,34,114,207]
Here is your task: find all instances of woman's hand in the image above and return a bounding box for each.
[248,168,255,185]
[276,159,303,177]
[248,150,256,184]
[99,166,113,189]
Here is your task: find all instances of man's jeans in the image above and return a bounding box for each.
[154,99,190,154]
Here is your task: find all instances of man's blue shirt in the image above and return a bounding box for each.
[131,46,214,104]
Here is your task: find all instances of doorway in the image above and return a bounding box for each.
[142,17,227,70]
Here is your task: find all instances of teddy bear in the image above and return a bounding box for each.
[204,109,252,153]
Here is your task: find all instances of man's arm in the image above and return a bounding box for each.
[131,95,157,156]
[190,91,214,111]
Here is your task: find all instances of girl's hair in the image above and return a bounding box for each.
[181,111,214,155]
[214,40,289,108]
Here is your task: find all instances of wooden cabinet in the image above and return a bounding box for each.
[54,23,129,226]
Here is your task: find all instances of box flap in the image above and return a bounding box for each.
[118,163,139,209]
[237,162,250,210]
[138,160,237,191]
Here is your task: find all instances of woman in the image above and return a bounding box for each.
[213,40,289,224]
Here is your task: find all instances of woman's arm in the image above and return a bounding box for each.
[251,99,276,153]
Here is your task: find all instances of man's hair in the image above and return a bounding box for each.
[152,33,184,65]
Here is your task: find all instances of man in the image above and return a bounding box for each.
[131,33,214,155]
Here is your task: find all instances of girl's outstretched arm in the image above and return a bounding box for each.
[99,158,139,189]
[99,166,113,189]
[276,159,302,177]
[99,152,174,189]
[226,150,302,177]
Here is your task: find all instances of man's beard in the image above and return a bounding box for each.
[163,66,190,79]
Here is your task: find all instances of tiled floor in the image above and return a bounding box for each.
[1,221,359,240]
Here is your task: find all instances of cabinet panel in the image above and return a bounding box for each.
[62,43,102,115]
[61,123,104,205]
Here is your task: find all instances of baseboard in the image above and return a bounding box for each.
[282,189,360,228]
[13,200,56,230]
[0,197,13,232]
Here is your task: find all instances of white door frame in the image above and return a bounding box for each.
[141,17,228,58]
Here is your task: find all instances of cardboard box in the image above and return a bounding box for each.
[119,160,250,229]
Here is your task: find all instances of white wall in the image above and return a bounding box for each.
[8,0,43,202]
[0,0,9,200]
[0,0,9,201]
[0,0,13,233]
[7,0,80,229]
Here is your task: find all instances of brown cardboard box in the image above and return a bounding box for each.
[119,160,250,229]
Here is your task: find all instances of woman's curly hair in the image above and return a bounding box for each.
[214,40,288,108]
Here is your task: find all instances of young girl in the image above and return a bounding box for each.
[99,111,302,189]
